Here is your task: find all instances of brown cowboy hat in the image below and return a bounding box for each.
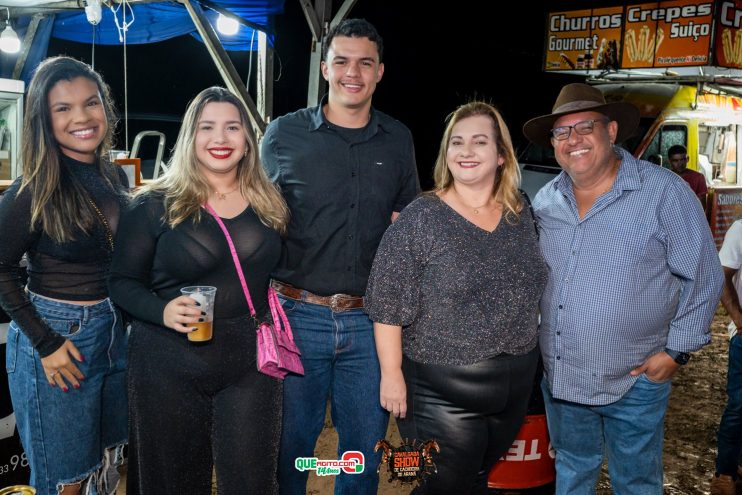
[523,83,640,148]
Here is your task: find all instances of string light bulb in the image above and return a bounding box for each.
[216,13,239,36]
[83,0,102,25]
[0,9,19,55]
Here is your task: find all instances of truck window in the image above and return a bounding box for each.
[640,124,687,170]
[700,124,738,184]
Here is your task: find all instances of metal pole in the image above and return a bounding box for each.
[179,0,266,135]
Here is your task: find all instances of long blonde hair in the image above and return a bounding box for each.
[20,56,121,242]
[433,101,523,222]
[139,87,288,233]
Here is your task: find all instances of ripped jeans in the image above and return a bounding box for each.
[6,292,128,495]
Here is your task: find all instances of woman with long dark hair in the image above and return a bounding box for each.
[109,86,288,494]
[0,56,128,495]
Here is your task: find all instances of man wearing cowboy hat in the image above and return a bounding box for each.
[524,83,723,494]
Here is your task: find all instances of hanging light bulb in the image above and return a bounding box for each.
[83,0,102,25]
[216,13,239,36]
[0,23,20,54]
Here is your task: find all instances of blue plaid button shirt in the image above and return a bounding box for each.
[534,148,723,405]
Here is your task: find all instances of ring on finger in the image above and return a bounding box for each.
[49,370,59,378]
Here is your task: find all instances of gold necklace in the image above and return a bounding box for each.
[87,198,114,251]
[471,203,490,214]
[213,185,240,200]
[453,187,495,214]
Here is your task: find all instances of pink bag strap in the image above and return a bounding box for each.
[203,203,293,335]
[203,203,258,317]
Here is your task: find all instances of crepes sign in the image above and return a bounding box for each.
[622,1,713,68]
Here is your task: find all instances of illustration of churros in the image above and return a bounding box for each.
[560,52,575,69]
[596,38,607,67]
[722,28,742,66]
[626,29,636,62]
[638,26,648,61]
[625,26,664,63]
[655,27,665,59]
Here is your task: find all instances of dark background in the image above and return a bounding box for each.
[44,0,616,188]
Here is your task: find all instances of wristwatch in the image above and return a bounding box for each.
[665,348,691,365]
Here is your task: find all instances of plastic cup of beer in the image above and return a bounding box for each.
[109,149,129,162]
[180,286,216,342]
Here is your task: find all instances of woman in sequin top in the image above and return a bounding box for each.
[0,56,129,495]
[366,101,548,494]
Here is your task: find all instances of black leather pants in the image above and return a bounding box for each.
[397,347,539,495]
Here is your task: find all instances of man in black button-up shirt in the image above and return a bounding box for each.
[262,18,419,494]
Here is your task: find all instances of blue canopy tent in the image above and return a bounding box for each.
[0,0,285,133]
[2,1,284,80]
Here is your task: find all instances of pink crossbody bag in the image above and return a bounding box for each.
[204,203,304,379]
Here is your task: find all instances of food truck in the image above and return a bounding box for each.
[520,0,742,248]
[501,2,742,490]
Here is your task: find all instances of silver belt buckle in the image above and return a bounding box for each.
[329,294,343,312]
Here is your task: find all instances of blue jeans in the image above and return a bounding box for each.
[6,293,127,495]
[278,298,388,495]
[717,335,742,476]
[542,374,671,495]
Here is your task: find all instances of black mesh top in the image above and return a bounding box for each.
[0,155,129,357]
[108,192,281,327]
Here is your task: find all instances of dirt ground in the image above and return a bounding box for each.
[308,305,733,495]
[114,306,732,494]
[636,304,731,495]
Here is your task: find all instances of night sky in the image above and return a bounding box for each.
[44,0,615,188]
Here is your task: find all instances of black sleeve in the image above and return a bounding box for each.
[392,126,421,212]
[0,180,66,357]
[261,120,282,185]
[108,194,169,325]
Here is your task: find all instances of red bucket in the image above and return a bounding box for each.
[487,414,555,490]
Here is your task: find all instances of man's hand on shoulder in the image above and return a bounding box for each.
[630,351,681,383]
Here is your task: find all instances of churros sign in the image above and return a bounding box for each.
[622,0,712,68]
[545,7,624,71]
[716,1,742,68]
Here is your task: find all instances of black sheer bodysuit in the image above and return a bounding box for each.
[0,155,128,357]
[108,192,280,327]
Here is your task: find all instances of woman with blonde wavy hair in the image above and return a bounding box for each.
[365,101,548,494]
[109,86,288,494]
